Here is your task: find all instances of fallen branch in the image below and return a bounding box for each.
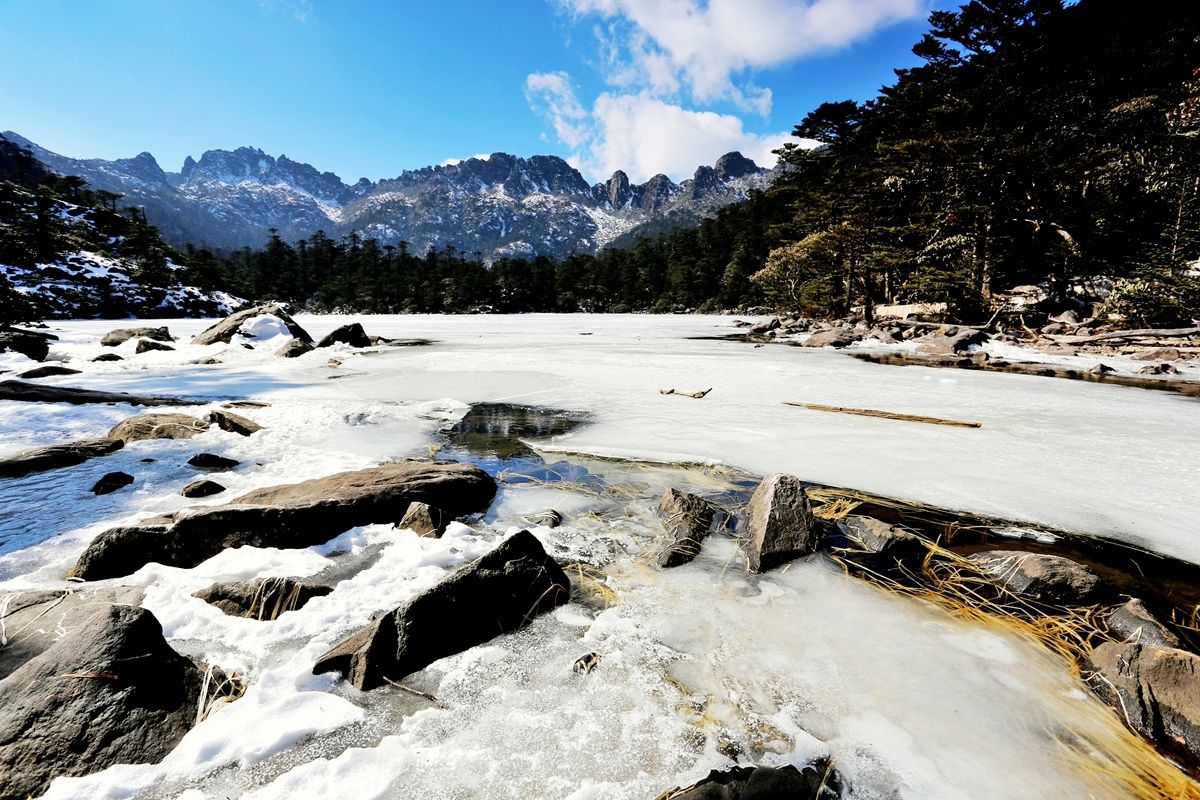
[1049,326,1200,345]
[383,677,444,707]
[784,402,982,428]
[660,387,712,399]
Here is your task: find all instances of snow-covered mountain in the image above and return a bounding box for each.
[3,132,779,259]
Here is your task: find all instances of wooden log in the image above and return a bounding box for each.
[784,401,982,429]
[1049,326,1200,345]
[660,387,712,399]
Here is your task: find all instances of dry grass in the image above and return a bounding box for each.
[196,664,246,724]
[564,562,619,609]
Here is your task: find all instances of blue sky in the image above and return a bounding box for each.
[0,0,947,183]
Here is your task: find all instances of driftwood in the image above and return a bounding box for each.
[785,402,982,429]
[1049,326,1200,345]
[660,388,712,399]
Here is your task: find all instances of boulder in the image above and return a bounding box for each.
[135,338,175,354]
[91,471,134,495]
[1139,363,1180,375]
[181,478,226,498]
[743,474,817,573]
[661,761,842,799]
[747,317,780,336]
[916,329,989,355]
[1087,363,1115,375]
[1106,598,1180,648]
[968,550,1103,604]
[525,509,563,528]
[656,488,717,568]
[101,326,172,347]
[0,437,123,479]
[316,322,372,349]
[17,365,81,379]
[313,530,568,690]
[275,338,314,358]
[0,329,52,361]
[194,577,332,619]
[1087,641,1200,764]
[1133,347,1182,362]
[398,501,449,537]
[91,353,124,362]
[0,603,222,799]
[187,452,239,470]
[192,304,312,346]
[208,409,263,436]
[108,412,210,443]
[0,380,188,406]
[838,515,926,563]
[74,460,497,580]
[802,326,861,348]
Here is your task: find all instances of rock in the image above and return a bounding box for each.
[192,357,223,365]
[275,337,314,358]
[316,322,372,348]
[398,501,449,537]
[916,329,989,355]
[135,338,175,354]
[1086,641,1200,764]
[194,577,332,619]
[0,603,222,798]
[1087,363,1115,375]
[187,452,239,470]
[1049,310,1079,325]
[91,471,134,495]
[224,400,270,409]
[838,515,926,563]
[0,329,52,362]
[1139,363,1179,375]
[181,478,226,498]
[17,364,81,379]
[802,326,861,348]
[108,412,210,443]
[656,488,717,568]
[743,473,817,573]
[867,328,898,344]
[747,317,780,336]
[208,409,263,436]
[0,380,188,406]
[74,460,496,580]
[313,530,569,690]
[1107,598,1180,648]
[968,550,1103,604]
[525,508,563,528]
[101,326,172,347]
[91,353,124,362]
[193,304,312,346]
[1041,323,1065,335]
[1134,347,1182,362]
[0,437,123,479]
[662,761,842,799]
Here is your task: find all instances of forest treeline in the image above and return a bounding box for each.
[3,0,1198,325]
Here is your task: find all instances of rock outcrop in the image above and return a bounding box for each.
[1106,598,1180,648]
[187,452,239,470]
[275,338,313,358]
[0,437,123,479]
[91,471,134,495]
[17,365,80,379]
[968,550,1103,604]
[802,326,861,348]
[101,326,173,347]
[0,328,53,362]
[313,530,568,690]
[0,379,189,406]
[181,478,226,498]
[135,338,175,354]
[838,515,926,564]
[743,473,817,573]
[398,501,449,537]
[108,412,210,443]
[316,322,372,349]
[195,577,331,619]
[208,409,262,436]
[192,304,312,346]
[73,459,496,580]
[661,761,842,799]
[656,488,717,568]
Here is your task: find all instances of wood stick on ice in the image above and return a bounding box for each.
[785,401,982,428]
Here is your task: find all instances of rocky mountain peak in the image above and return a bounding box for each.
[714,151,760,181]
[602,170,632,209]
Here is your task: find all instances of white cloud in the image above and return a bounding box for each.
[525,72,591,150]
[440,153,491,167]
[560,0,923,112]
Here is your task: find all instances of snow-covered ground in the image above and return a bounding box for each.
[1,314,1196,799]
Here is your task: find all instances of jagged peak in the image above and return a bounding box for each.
[713,151,760,181]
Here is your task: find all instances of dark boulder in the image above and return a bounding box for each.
[181,478,226,498]
[1139,363,1180,375]
[187,452,240,470]
[17,364,81,379]
[195,577,332,619]
[74,460,496,580]
[837,515,926,564]
[802,326,861,348]
[0,380,188,406]
[91,471,134,495]
[656,488,717,568]
[747,317,780,336]
[192,304,312,346]
[661,760,842,799]
[398,501,449,537]
[0,604,224,799]
[91,353,125,362]
[313,530,569,690]
[101,326,173,347]
[135,338,175,354]
[316,322,372,349]
[0,437,123,479]
[743,473,817,573]
[275,337,314,358]
[1106,598,1180,648]
[917,329,989,355]
[109,412,210,443]
[0,329,52,362]
[1087,641,1200,765]
[208,409,263,436]
[968,550,1103,604]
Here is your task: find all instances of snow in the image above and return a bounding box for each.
[0,314,1195,799]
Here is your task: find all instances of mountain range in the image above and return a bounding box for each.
[2,131,780,260]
